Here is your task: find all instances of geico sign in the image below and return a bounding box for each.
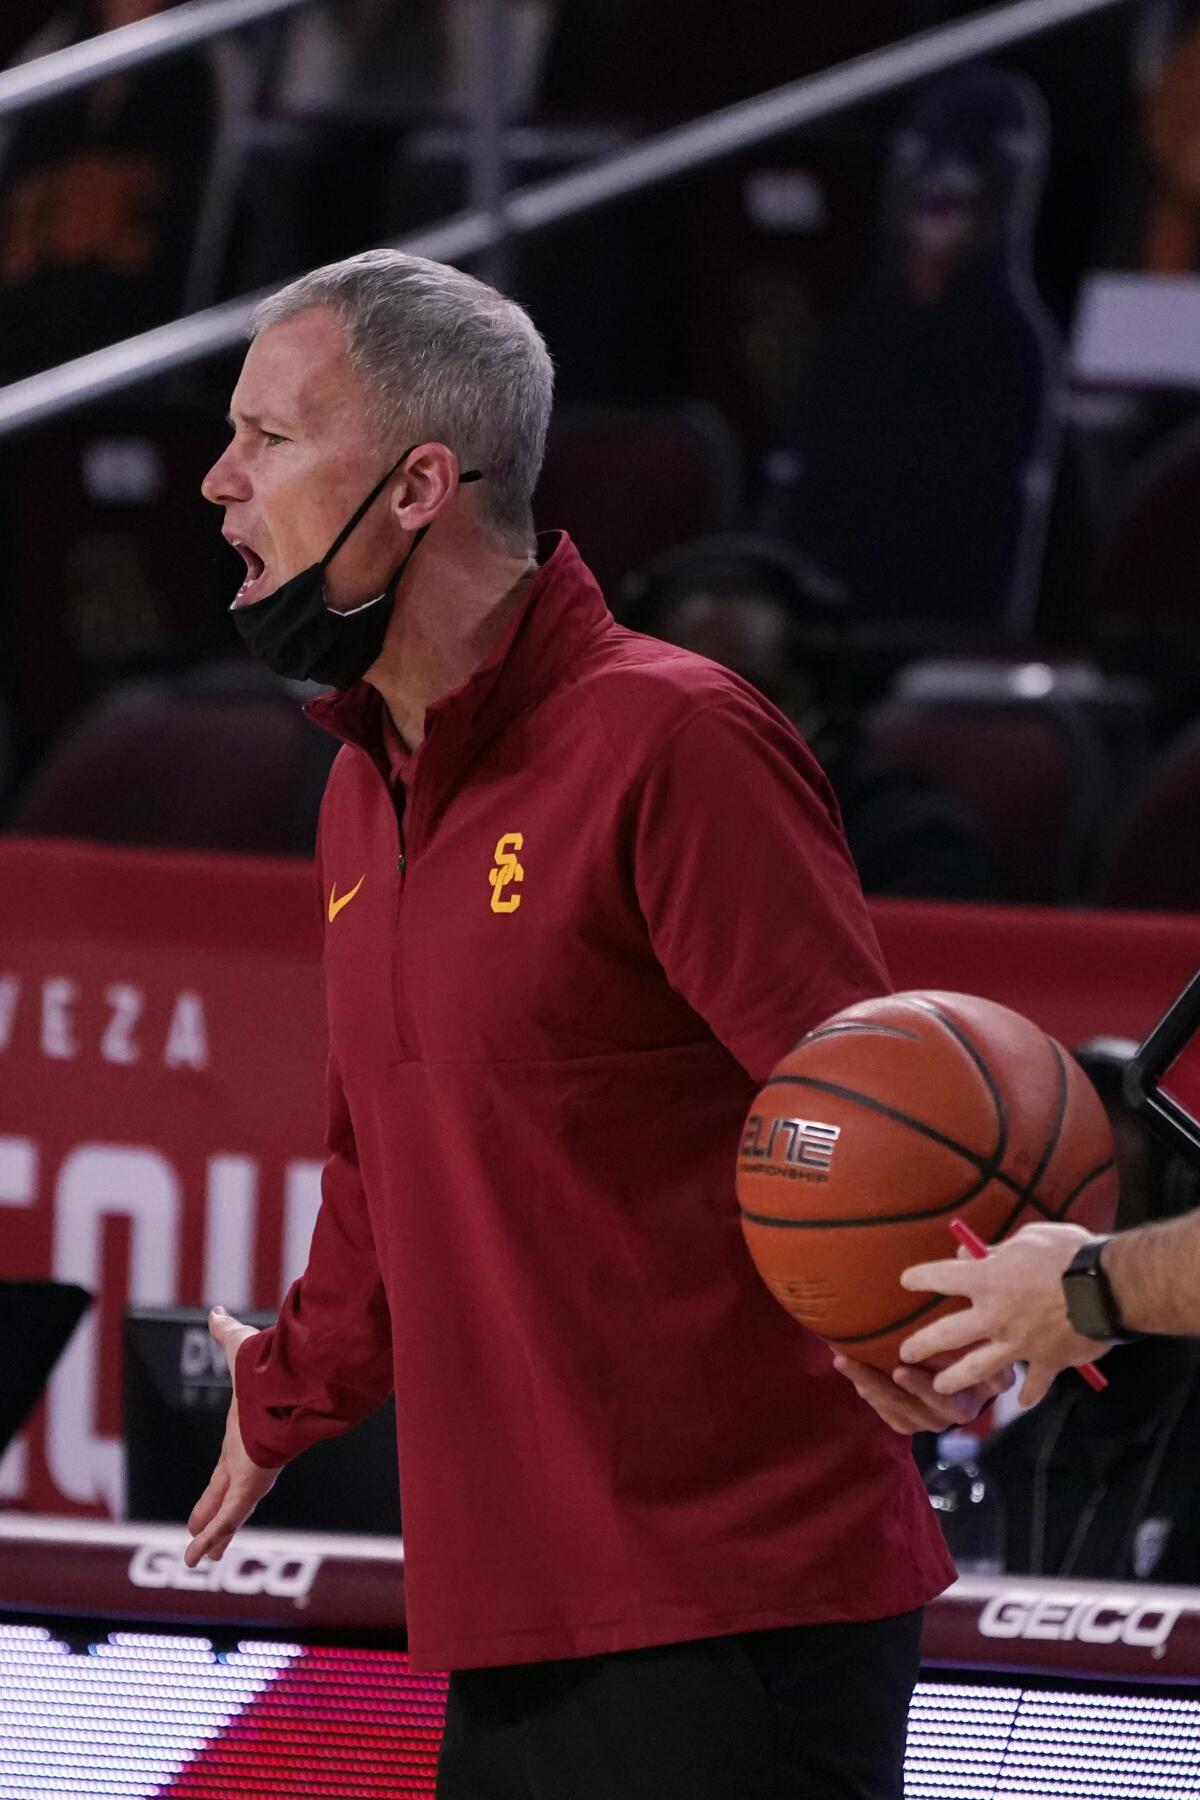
[979,1592,1183,1650]
[128,1544,320,1604]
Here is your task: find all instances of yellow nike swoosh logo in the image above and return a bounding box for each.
[328,875,365,923]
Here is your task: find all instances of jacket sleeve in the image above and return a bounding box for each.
[234,1047,394,1469]
[632,694,892,1086]
[234,781,393,1469]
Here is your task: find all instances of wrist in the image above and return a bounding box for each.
[1097,1229,1153,1337]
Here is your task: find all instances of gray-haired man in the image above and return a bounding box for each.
[188,248,978,1800]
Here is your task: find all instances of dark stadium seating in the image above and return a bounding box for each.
[1095,422,1200,634]
[6,661,335,856]
[533,402,741,598]
[865,668,1115,904]
[1097,720,1200,911]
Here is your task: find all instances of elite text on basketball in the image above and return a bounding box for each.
[739,1114,841,1180]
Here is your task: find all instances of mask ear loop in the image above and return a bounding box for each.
[319,445,418,572]
[320,457,484,574]
[380,467,485,599]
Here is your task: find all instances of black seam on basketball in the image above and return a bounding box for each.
[822,1293,944,1344]
[1052,1157,1116,1220]
[759,1055,1114,1237]
[796,1022,920,1046]
[1027,1039,1069,1199]
[991,1189,1056,1244]
[739,1161,997,1231]
[762,1073,1006,1182]
[761,1071,1077,1223]
[986,1154,1116,1245]
[902,995,1007,1166]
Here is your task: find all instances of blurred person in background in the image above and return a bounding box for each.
[975,1038,1200,1582]
[0,0,248,379]
[759,66,1057,630]
[622,535,998,900]
[179,247,1002,1800]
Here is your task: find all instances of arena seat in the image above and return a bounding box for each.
[533,401,740,599]
[1096,720,1200,911]
[1095,421,1200,635]
[6,661,334,857]
[3,408,240,763]
[864,664,1118,904]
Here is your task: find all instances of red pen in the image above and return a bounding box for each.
[949,1218,1108,1393]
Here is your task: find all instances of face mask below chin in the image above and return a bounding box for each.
[229,447,481,689]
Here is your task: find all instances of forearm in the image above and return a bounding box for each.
[1104,1211,1200,1336]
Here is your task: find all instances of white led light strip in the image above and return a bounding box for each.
[5,1636,1200,1798]
[0,1626,300,1799]
[906,1682,1200,1799]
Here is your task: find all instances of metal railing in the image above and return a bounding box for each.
[0,0,1131,437]
[0,0,318,122]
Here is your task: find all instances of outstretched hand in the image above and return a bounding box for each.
[184,1307,279,1568]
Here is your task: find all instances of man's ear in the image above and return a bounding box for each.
[391,443,460,533]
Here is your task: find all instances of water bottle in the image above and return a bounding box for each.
[925,1429,1003,1574]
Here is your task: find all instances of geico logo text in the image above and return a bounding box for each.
[978,1592,1183,1649]
[128,1545,320,1602]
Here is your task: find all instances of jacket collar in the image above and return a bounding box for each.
[305,532,613,765]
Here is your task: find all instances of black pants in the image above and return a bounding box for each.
[435,1609,923,1800]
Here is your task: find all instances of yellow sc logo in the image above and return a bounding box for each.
[488,833,525,914]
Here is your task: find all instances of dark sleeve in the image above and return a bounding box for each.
[632,696,892,1084]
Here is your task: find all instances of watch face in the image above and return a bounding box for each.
[1065,1271,1116,1341]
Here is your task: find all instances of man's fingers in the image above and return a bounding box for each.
[184,1519,236,1569]
[892,1364,974,1421]
[900,1258,977,1297]
[208,1306,258,1375]
[184,1490,257,1568]
[1018,1361,1056,1408]
[929,1339,1015,1395]
[832,1356,954,1434]
[899,1304,983,1366]
[184,1513,233,1569]
[186,1461,229,1538]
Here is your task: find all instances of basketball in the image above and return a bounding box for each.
[736,990,1118,1372]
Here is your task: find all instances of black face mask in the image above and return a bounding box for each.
[230,446,481,689]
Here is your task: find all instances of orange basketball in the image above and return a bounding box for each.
[736,990,1117,1371]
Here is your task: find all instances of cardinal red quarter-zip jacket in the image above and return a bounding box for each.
[235,532,954,1671]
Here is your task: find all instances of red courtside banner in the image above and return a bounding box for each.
[0,838,326,1519]
[2,835,1200,1520]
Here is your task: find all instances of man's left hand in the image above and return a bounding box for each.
[831,1354,1014,1434]
[898,1222,1112,1406]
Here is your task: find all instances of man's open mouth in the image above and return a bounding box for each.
[232,543,268,607]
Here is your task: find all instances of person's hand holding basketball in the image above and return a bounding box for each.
[831,1353,1015,1434]
[184,1307,280,1569]
[898,1221,1109,1407]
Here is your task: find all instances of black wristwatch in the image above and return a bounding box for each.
[1062,1238,1142,1342]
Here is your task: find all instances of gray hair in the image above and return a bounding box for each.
[250,249,555,553]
